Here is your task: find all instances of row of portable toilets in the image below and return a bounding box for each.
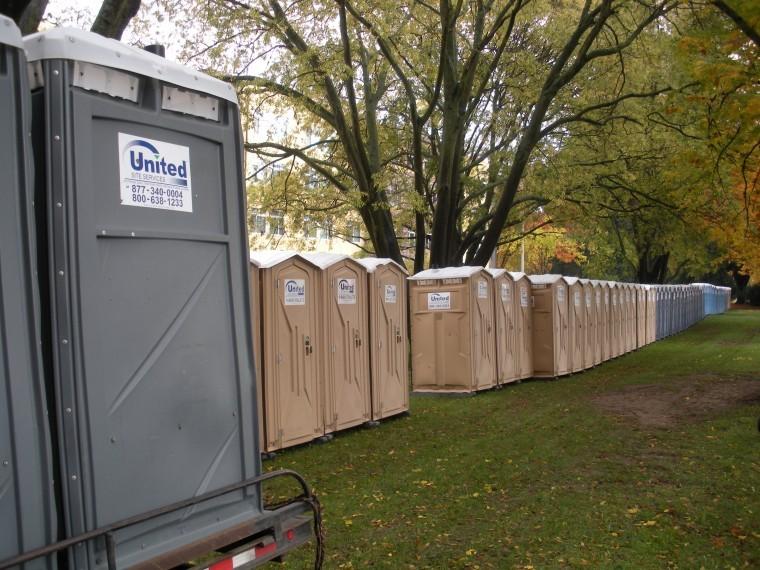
[249,258,732,448]
[408,270,731,393]
[249,252,411,452]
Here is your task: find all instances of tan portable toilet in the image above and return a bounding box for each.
[528,274,570,378]
[590,280,603,365]
[409,267,497,393]
[356,258,410,422]
[565,277,585,372]
[647,286,657,344]
[619,283,628,355]
[250,251,323,452]
[618,282,628,356]
[599,281,611,362]
[626,284,636,352]
[303,252,371,435]
[609,282,621,358]
[580,279,595,369]
[487,269,520,385]
[510,272,535,379]
[636,285,646,348]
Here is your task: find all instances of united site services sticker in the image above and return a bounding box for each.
[284,279,306,305]
[337,278,357,304]
[119,133,193,212]
[384,284,397,304]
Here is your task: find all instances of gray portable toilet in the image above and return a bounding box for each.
[26,29,267,568]
[0,15,58,568]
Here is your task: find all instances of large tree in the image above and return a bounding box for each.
[166,0,678,269]
[2,0,141,38]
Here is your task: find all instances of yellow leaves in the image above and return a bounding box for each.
[465,548,477,556]
[627,507,640,515]
[636,520,658,527]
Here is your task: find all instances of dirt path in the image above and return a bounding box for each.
[592,374,760,428]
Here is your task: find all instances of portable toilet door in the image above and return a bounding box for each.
[600,282,611,361]
[356,258,409,422]
[303,253,371,434]
[0,15,58,566]
[607,281,620,358]
[624,283,636,352]
[511,272,535,379]
[621,284,632,353]
[248,260,264,453]
[624,284,633,352]
[251,252,323,452]
[591,281,603,365]
[409,267,496,393]
[565,277,585,372]
[27,27,270,568]
[627,284,636,351]
[581,279,595,369]
[528,274,569,378]
[616,283,625,354]
[635,285,645,348]
[488,269,520,385]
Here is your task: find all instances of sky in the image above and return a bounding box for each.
[43,0,180,58]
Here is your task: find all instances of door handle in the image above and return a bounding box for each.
[305,336,313,355]
[395,325,402,343]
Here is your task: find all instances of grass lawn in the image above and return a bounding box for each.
[264,310,760,569]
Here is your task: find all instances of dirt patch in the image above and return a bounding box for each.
[592,375,760,428]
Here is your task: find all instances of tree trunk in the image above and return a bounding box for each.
[637,251,669,284]
[12,0,48,34]
[91,0,141,40]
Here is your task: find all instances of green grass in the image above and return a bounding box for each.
[264,311,760,569]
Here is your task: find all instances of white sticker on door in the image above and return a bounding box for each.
[557,285,565,302]
[501,283,511,302]
[574,291,581,307]
[384,284,397,304]
[477,280,488,299]
[337,278,357,304]
[428,292,451,310]
[284,279,306,305]
[586,290,592,307]
[520,287,529,307]
[119,133,193,212]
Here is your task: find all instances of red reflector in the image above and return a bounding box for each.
[207,559,233,570]
[286,529,295,541]
[255,542,277,558]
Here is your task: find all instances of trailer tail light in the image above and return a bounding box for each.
[286,529,295,541]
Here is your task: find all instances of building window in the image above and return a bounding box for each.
[303,217,318,239]
[269,211,285,236]
[251,209,266,235]
[351,225,362,244]
[318,219,334,240]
